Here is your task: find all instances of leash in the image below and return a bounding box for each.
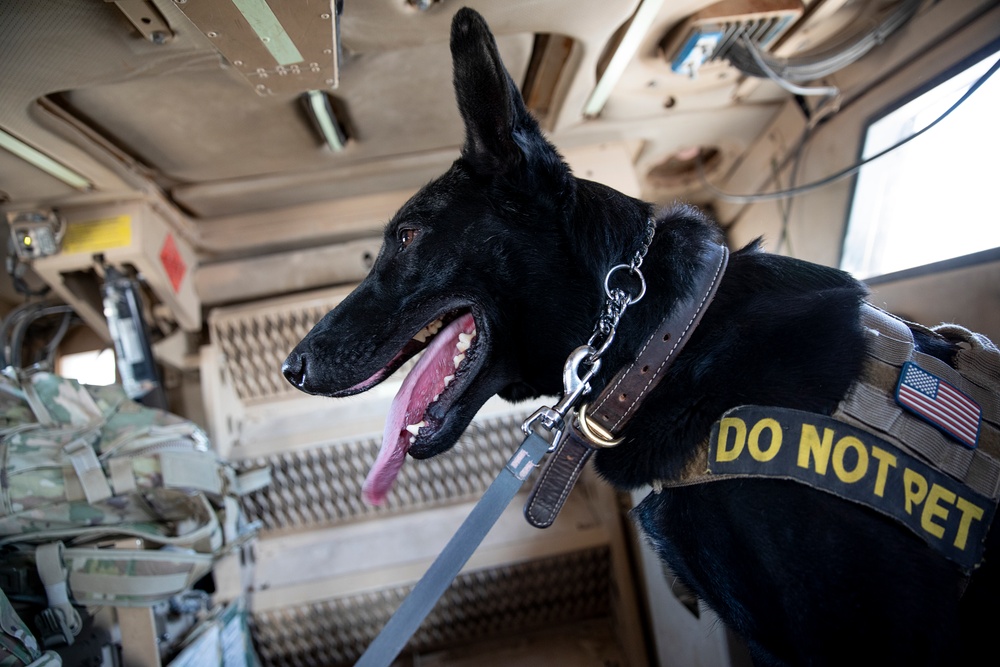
[354,429,551,667]
[355,218,659,666]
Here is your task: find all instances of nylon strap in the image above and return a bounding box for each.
[35,542,82,636]
[834,304,1000,499]
[355,430,551,667]
[63,437,113,504]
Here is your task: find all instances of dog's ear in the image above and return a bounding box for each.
[450,8,551,177]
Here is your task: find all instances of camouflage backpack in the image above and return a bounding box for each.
[0,369,268,630]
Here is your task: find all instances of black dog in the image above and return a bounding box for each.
[283,8,998,665]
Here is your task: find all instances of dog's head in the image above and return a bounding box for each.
[283,8,590,504]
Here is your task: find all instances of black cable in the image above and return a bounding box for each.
[703,54,1000,204]
[10,305,74,369]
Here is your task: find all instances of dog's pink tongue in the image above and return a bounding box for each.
[362,313,475,505]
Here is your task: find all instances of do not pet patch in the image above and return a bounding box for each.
[708,405,996,571]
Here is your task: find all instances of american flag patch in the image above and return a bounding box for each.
[896,362,981,448]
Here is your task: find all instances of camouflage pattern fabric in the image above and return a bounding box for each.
[1,371,218,544]
[0,370,263,606]
[0,587,39,666]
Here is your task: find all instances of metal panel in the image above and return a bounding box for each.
[234,412,529,530]
[174,0,341,95]
[251,547,613,667]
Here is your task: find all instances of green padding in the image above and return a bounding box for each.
[231,0,303,66]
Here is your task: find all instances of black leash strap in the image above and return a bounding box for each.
[355,430,552,667]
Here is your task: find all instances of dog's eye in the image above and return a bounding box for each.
[398,227,418,249]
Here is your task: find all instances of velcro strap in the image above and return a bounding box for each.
[63,437,112,504]
[108,458,137,495]
[63,548,214,604]
[233,467,272,495]
[160,451,223,494]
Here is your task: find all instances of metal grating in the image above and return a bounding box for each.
[210,295,338,404]
[209,288,422,405]
[235,412,532,532]
[250,546,612,667]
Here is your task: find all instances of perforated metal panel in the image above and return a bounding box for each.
[209,290,343,404]
[208,286,422,406]
[235,412,530,531]
[250,547,612,667]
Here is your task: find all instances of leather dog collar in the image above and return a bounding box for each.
[525,241,729,528]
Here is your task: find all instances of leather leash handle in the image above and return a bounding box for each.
[524,432,595,528]
[525,243,729,529]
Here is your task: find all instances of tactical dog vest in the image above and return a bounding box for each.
[665,304,1000,571]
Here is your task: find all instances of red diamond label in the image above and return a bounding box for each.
[159,233,186,293]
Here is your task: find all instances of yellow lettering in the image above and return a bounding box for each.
[870,446,898,497]
[797,424,833,475]
[832,436,868,484]
[748,418,782,462]
[954,496,986,551]
[921,484,955,540]
[903,469,928,515]
[716,417,747,462]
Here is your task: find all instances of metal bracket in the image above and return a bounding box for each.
[106,0,174,44]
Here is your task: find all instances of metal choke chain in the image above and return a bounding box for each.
[586,217,655,363]
[522,217,656,442]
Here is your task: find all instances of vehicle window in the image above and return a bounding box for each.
[841,49,1000,280]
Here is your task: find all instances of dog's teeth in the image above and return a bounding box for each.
[413,319,445,343]
[456,339,470,353]
[432,393,440,402]
[444,375,454,387]
[405,421,426,436]
[453,353,465,367]
[409,436,415,444]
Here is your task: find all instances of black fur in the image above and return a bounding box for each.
[284,8,997,665]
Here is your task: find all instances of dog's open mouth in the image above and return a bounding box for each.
[362,308,483,505]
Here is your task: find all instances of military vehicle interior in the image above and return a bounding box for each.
[2,0,998,665]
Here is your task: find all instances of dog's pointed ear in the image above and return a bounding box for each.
[450,8,540,175]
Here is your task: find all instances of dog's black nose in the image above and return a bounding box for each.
[282,351,307,388]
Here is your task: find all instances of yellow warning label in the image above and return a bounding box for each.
[62,215,133,254]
